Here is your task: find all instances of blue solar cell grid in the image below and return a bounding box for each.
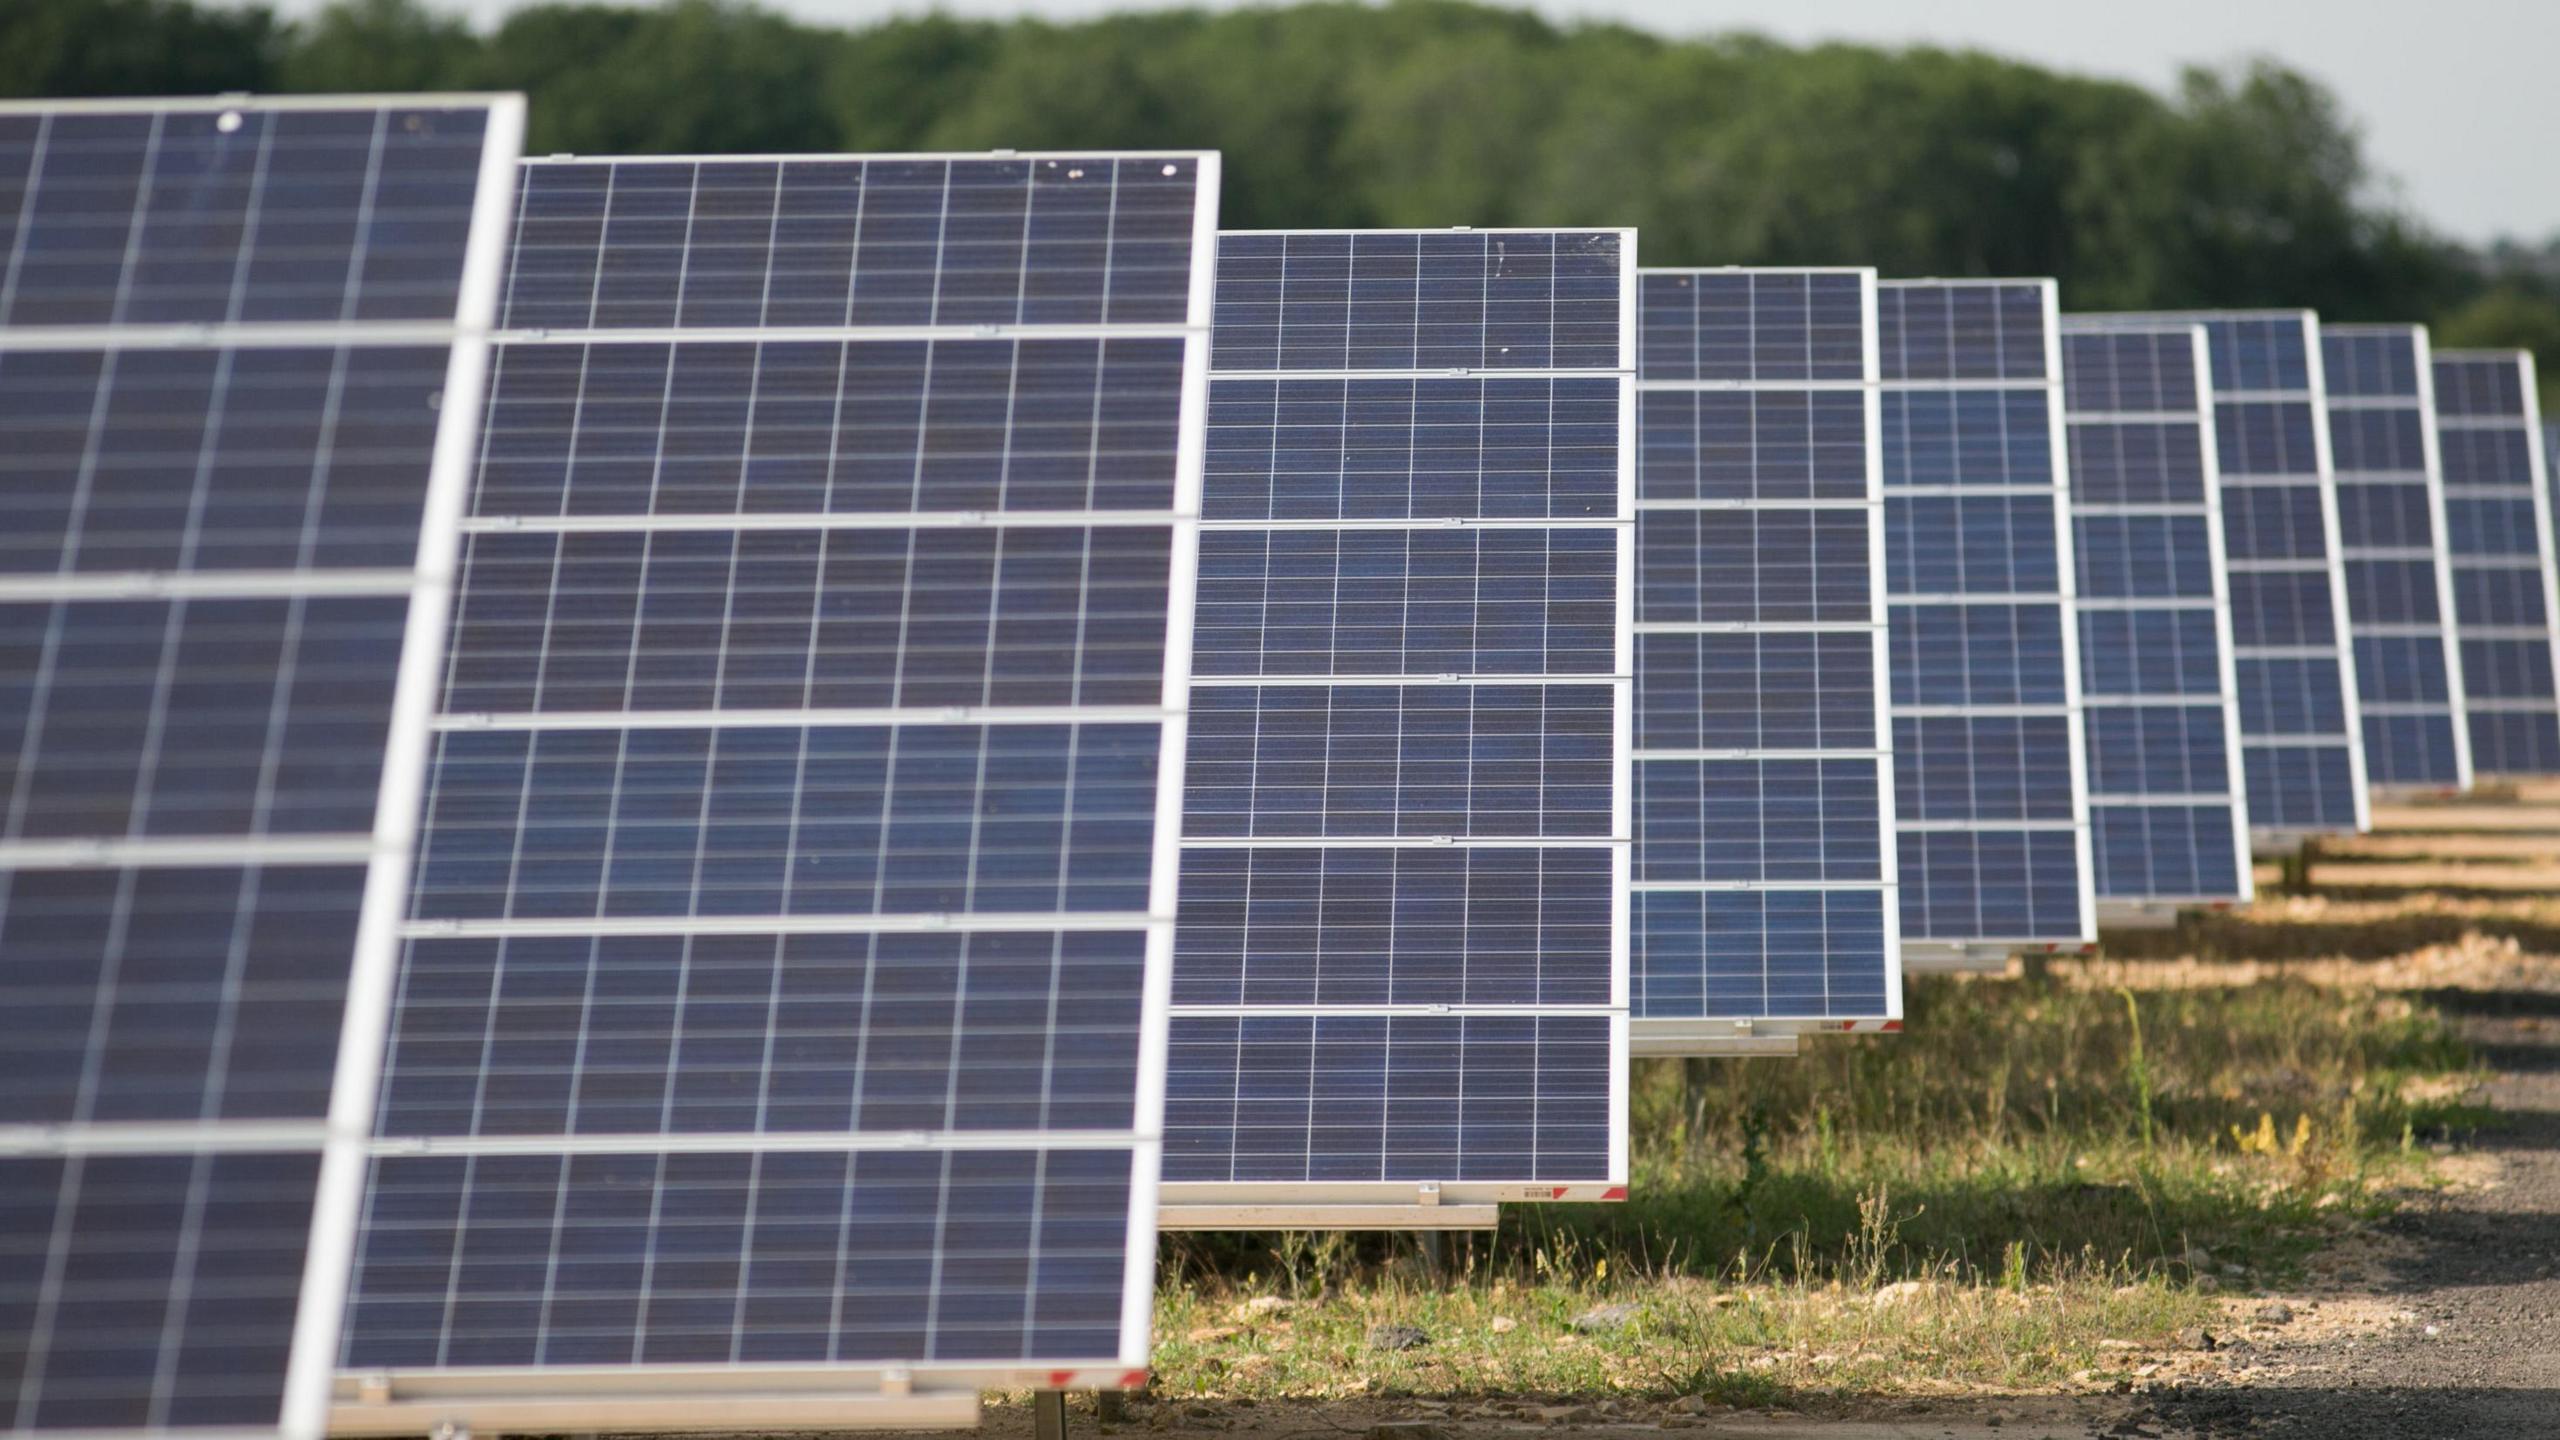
[2106,311,2370,836]
[338,153,1221,1399]
[2436,351,2560,774]
[1631,268,1899,1040]
[1879,280,2093,955]
[0,95,523,1440]
[2322,326,2469,793]
[1165,231,1632,1202]
[2058,320,2251,908]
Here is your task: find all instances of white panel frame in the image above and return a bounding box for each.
[1162,228,1637,1229]
[2528,359,2560,772]
[291,91,528,1440]
[2323,322,2473,797]
[2099,310,2374,844]
[1884,278,2098,967]
[330,1361,1140,1434]
[2441,348,2560,778]
[1626,266,1904,1050]
[2298,312,2377,837]
[0,91,531,1440]
[326,149,1223,1418]
[2056,317,2256,918]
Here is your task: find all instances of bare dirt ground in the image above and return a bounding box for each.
[939,791,2560,1440]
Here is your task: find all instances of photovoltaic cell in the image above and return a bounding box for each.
[2058,320,2250,909]
[1164,231,1632,1205]
[1880,281,2092,956]
[503,156,1198,331]
[444,526,1176,714]
[349,1147,1137,1369]
[1194,528,1616,677]
[1,1154,322,1432]
[471,338,1189,519]
[337,152,1220,1413]
[2435,351,2560,774]
[1172,848,1612,1009]
[0,94,523,1440]
[0,597,410,842]
[1631,268,1897,1041]
[375,931,1150,1137]
[2322,326,2468,792]
[1166,1015,1612,1182]
[0,866,365,1126]
[2106,312,2368,836]
[0,109,490,327]
[1203,376,1622,522]
[0,347,454,574]
[407,721,1165,921]
[1209,231,1621,372]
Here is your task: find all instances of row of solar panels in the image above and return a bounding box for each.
[6,96,2559,1438]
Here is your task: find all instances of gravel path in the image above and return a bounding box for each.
[2145,984,2560,1438]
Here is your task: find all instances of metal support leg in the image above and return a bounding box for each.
[1096,1389,1126,1424]
[1682,1056,1713,1152]
[1418,1228,1446,1283]
[2279,838,2319,895]
[1033,1389,1070,1440]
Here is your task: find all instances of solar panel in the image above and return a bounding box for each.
[330,153,1220,1429]
[2436,351,2560,774]
[2322,325,2470,793]
[2057,320,2252,917]
[0,94,524,1440]
[1877,280,2093,965]
[1630,268,1898,1049]
[2550,420,2560,515]
[1161,230,1632,1225]
[2103,311,2370,838]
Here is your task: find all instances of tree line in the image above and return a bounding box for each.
[9,0,2559,398]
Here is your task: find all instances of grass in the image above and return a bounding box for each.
[1152,968,2479,1405]
[1151,1258,2210,1403]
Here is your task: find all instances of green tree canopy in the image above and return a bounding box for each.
[2,0,2552,399]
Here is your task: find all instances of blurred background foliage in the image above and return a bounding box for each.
[10,0,2560,401]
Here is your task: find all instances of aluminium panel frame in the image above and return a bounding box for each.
[0,91,529,1440]
[1889,279,2099,968]
[2440,349,2560,779]
[2275,311,2376,841]
[1158,227,1637,1229]
[1628,266,1904,1050]
[2061,318,2257,923]
[2326,323,2473,798]
[2098,309,2374,847]
[326,150,1222,1427]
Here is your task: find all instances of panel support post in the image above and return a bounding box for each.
[1096,1389,1127,1424]
[1033,1389,1070,1440]
[1683,1056,1714,1154]
[2279,837,2319,895]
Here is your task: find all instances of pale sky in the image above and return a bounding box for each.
[254,0,2560,243]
